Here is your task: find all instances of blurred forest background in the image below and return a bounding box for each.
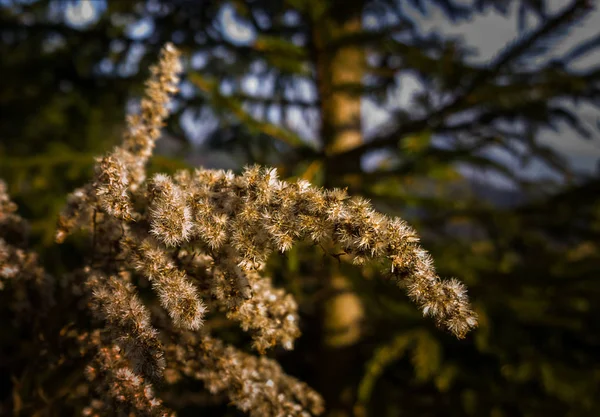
[2,0,600,416]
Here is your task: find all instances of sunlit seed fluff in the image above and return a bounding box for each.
[87,342,174,416]
[122,43,181,162]
[132,238,206,330]
[224,273,301,353]
[170,164,478,338]
[148,174,193,246]
[44,42,479,417]
[86,270,165,380]
[0,190,54,310]
[158,269,206,330]
[94,154,133,221]
[55,43,182,244]
[166,334,324,417]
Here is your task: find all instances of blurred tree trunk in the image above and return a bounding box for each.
[311,2,365,415]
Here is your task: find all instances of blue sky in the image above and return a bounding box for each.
[418,0,600,177]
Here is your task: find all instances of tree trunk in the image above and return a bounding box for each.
[311,3,365,416]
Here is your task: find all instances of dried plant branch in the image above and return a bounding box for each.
[1,42,477,417]
[0,180,54,313]
[85,338,174,417]
[166,332,325,417]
